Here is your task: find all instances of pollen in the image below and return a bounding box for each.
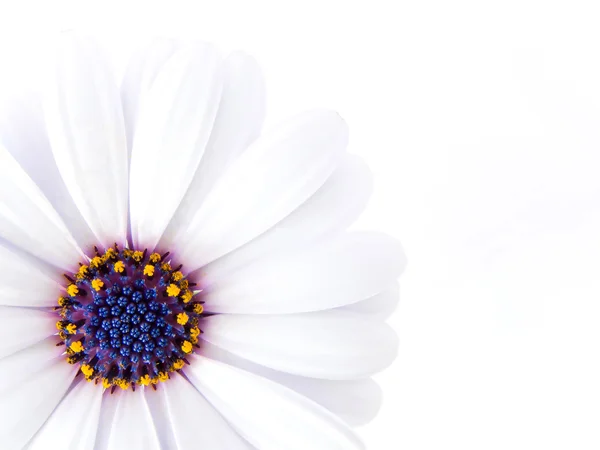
[91,278,104,292]
[172,271,183,282]
[66,284,79,296]
[167,284,181,297]
[190,326,200,338]
[76,265,89,280]
[132,250,144,262]
[81,364,94,378]
[181,340,193,354]
[144,264,155,277]
[176,312,189,325]
[90,256,103,268]
[114,260,125,273]
[149,252,161,263]
[139,374,151,386]
[69,341,84,353]
[172,359,185,370]
[65,323,77,334]
[193,303,204,314]
[158,372,169,382]
[181,290,193,303]
[102,378,112,389]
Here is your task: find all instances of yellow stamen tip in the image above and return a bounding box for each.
[149,252,161,263]
[56,321,64,331]
[161,262,172,271]
[65,323,77,334]
[81,364,94,377]
[91,278,104,292]
[181,340,193,354]
[172,359,185,370]
[193,303,204,314]
[114,260,125,273]
[172,271,183,282]
[181,290,193,304]
[90,256,103,268]
[176,312,189,325]
[69,341,84,353]
[190,326,201,338]
[167,284,181,297]
[139,374,151,386]
[102,378,111,389]
[158,372,169,382]
[67,284,79,296]
[132,251,144,262]
[144,265,155,277]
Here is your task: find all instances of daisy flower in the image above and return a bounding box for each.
[0,33,405,449]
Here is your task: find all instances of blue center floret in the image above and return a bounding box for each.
[56,246,205,391]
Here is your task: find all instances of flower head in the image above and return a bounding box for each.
[0,33,405,449]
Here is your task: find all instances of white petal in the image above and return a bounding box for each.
[27,379,103,450]
[44,33,129,247]
[0,307,58,359]
[94,388,161,450]
[0,356,76,449]
[161,51,266,249]
[201,341,382,426]
[129,43,223,249]
[200,310,398,380]
[0,89,96,248]
[0,242,61,307]
[203,232,405,314]
[185,356,364,450]
[202,153,372,280]
[146,373,251,449]
[0,337,62,388]
[340,282,401,320]
[121,38,180,155]
[0,144,82,270]
[177,109,348,270]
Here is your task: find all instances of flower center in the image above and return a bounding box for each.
[56,246,204,391]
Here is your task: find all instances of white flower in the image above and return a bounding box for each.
[0,33,405,449]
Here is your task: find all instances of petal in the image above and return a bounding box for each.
[185,356,365,450]
[0,242,61,307]
[0,144,82,270]
[161,51,266,249]
[0,356,77,449]
[0,307,58,359]
[203,232,406,314]
[27,379,103,450]
[202,153,372,280]
[146,373,251,449]
[0,337,62,388]
[94,388,161,450]
[0,85,96,248]
[44,33,129,247]
[129,43,223,249]
[200,310,398,380]
[201,341,383,427]
[120,38,180,155]
[176,109,348,270]
[340,282,401,320]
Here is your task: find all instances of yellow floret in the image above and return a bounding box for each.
[90,256,103,268]
[172,359,185,370]
[176,312,189,325]
[132,251,144,262]
[65,323,77,334]
[81,364,94,377]
[193,303,204,314]
[167,284,181,297]
[91,278,104,292]
[114,260,125,273]
[149,252,161,263]
[172,271,183,282]
[69,341,84,353]
[139,374,151,386]
[181,340,193,354]
[144,265,155,277]
[67,284,79,296]
[181,290,193,303]
[102,378,112,389]
[158,372,169,382]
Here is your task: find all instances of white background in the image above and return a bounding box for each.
[2,1,600,448]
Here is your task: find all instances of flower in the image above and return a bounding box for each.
[0,33,406,449]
